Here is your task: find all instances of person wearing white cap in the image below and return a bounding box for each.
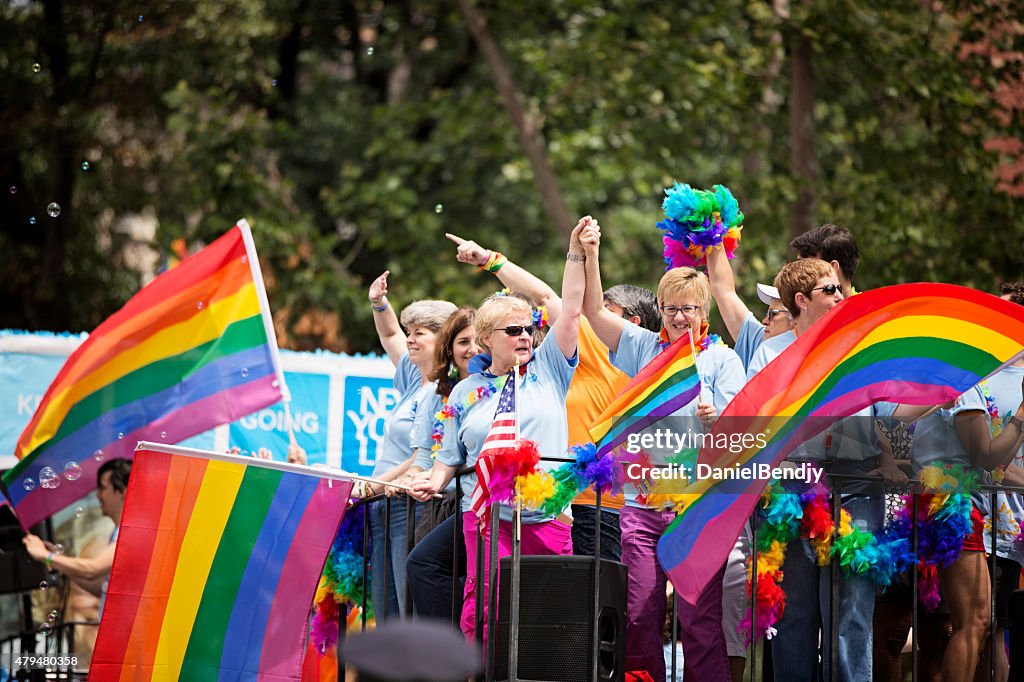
[706,246,794,372]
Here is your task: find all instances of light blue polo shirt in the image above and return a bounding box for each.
[372,353,423,477]
[734,313,767,372]
[435,329,578,523]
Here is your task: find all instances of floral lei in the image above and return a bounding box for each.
[431,368,538,454]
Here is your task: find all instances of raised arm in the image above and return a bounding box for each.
[368,270,407,366]
[445,233,563,321]
[706,245,753,344]
[548,218,592,359]
[581,222,627,353]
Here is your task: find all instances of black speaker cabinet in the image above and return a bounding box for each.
[494,555,627,682]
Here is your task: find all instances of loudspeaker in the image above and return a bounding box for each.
[0,504,51,595]
[494,555,627,682]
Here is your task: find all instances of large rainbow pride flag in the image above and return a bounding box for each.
[2,221,287,527]
[657,283,1024,603]
[90,443,352,681]
[589,329,701,457]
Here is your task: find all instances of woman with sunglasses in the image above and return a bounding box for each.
[365,272,456,620]
[410,218,594,641]
[581,230,745,682]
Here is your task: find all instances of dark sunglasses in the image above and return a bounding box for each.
[497,324,536,337]
[765,308,789,321]
[807,283,843,296]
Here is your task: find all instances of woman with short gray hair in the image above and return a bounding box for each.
[366,270,456,619]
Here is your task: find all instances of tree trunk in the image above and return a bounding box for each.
[456,0,575,238]
[788,34,818,243]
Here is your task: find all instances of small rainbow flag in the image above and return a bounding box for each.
[90,443,352,681]
[589,330,701,457]
[657,283,1024,604]
[2,221,287,527]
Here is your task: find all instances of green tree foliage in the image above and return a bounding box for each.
[1,0,1021,351]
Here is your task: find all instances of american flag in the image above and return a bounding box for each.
[471,370,518,527]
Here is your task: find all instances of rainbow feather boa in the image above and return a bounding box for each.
[743,463,977,641]
[311,504,372,652]
[480,441,622,517]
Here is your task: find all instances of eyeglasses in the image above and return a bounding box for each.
[660,305,700,317]
[765,308,789,321]
[807,283,843,296]
[497,325,536,337]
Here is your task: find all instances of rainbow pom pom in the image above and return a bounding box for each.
[658,182,744,269]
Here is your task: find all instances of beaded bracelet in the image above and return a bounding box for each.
[371,297,389,313]
[45,552,54,570]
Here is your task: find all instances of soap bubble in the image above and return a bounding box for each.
[29,216,37,225]
[93,449,105,462]
[63,461,82,481]
[46,202,61,218]
[39,580,49,591]
[38,623,51,636]
[39,467,60,489]
[53,543,64,556]
[81,161,90,171]
[75,507,85,518]
[434,204,444,214]
[32,63,41,74]
[23,478,36,491]
[240,368,249,378]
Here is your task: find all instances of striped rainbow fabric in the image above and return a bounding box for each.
[589,329,700,457]
[90,443,351,681]
[656,283,1024,603]
[2,221,286,527]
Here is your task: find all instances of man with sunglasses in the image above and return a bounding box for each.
[747,258,886,682]
[706,245,795,372]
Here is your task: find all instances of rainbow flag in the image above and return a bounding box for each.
[90,443,352,681]
[657,283,1024,603]
[2,221,287,527]
[589,330,701,457]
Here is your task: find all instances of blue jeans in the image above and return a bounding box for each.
[771,494,884,682]
[406,513,466,623]
[369,496,422,620]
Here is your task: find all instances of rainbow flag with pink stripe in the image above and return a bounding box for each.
[2,221,286,528]
[91,443,352,681]
[658,283,1024,604]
